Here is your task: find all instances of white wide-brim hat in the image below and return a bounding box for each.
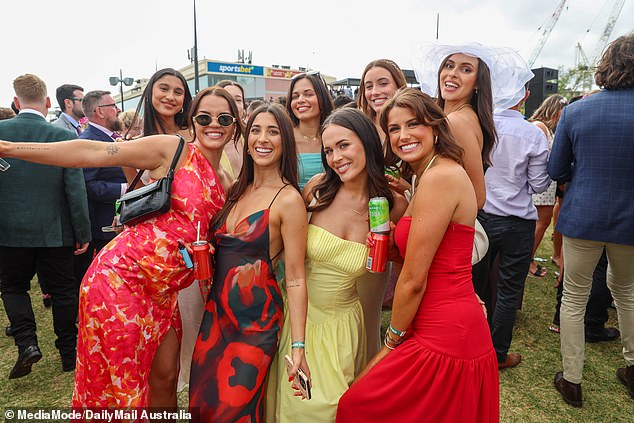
[413,41,534,111]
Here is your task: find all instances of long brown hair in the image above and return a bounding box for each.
[436,56,496,166]
[212,103,299,228]
[357,59,407,122]
[381,88,464,180]
[308,108,393,212]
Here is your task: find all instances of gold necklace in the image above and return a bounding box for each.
[343,188,368,216]
[302,134,318,142]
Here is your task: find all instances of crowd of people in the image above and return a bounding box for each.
[0,32,633,421]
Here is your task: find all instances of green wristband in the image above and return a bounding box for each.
[389,324,406,337]
[291,341,305,349]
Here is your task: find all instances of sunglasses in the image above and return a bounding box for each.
[193,113,236,127]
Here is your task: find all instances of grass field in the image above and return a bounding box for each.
[1,227,632,421]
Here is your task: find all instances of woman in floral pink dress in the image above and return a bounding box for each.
[0,86,240,407]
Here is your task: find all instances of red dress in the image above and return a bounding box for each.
[337,219,499,423]
[72,145,225,408]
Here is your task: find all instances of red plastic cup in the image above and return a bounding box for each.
[192,241,212,281]
[366,233,388,273]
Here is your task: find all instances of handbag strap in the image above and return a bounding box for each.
[126,135,185,193]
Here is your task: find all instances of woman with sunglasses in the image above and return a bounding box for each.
[286,71,334,190]
[266,108,405,423]
[189,103,309,421]
[0,87,241,408]
[336,88,498,423]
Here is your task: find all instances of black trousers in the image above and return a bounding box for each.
[73,239,110,292]
[472,212,535,363]
[0,246,78,356]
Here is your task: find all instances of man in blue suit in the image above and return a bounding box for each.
[0,74,90,377]
[74,91,127,285]
[550,33,634,407]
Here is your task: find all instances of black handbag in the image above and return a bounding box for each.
[116,135,185,226]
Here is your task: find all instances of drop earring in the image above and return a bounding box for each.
[434,134,438,145]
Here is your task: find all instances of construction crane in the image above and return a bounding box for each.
[527,0,568,67]
[591,0,626,64]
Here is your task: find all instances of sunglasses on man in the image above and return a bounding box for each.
[193,113,236,127]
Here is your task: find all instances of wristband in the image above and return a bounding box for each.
[389,324,406,337]
[291,341,305,349]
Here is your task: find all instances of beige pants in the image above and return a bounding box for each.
[561,236,634,383]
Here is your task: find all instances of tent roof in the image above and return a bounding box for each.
[330,70,419,87]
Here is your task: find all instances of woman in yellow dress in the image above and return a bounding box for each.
[266,108,406,422]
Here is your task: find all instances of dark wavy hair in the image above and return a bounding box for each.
[381,88,464,180]
[188,86,243,148]
[212,103,299,228]
[436,56,496,166]
[308,107,393,212]
[130,68,192,137]
[357,59,407,122]
[595,33,634,90]
[286,72,334,127]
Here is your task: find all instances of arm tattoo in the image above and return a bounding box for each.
[16,145,50,151]
[106,145,119,156]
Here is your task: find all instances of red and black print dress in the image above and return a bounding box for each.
[189,190,286,422]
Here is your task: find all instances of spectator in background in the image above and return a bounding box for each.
[246,100,264,122]
[550,33,634,407]
[118,110,143,139]
[75,91,127,289]
[333,94,355,109]
[216,80,246,178]
[0,107,15,120]
[286,71,334,190]
[527,94,567,278]
[0,74,90,378]
[479,84,550,370]
[53,84,85,135]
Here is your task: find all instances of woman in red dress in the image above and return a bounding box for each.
[337,88,499,423]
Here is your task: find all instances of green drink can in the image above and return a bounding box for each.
[384,166,400,179]
[369,197,390,234]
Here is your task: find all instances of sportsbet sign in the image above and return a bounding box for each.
[207,61,264,76]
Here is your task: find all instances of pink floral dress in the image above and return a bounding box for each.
[72,144,225,408]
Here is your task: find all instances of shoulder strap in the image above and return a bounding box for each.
[126,135,185,193]
[268,184,289,209]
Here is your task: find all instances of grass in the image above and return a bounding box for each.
[1,226,632,421]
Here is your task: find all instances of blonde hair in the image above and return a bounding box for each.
[13,74,47,103]
[529,94,567,132]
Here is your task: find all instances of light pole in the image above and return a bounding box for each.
[109,69,134,112]
[193,0,200,93]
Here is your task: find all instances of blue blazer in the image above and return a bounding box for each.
[548,89,634,245]
[79,125,127,241]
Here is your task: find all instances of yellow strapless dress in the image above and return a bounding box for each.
[266,224,369,423]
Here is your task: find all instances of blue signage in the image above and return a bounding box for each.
[207,61,264,76]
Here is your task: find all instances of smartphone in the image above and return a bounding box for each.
[0,158,10,172]
[284,354,311,400]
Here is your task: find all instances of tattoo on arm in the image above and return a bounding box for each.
[16,146,50,151]
[106,145,119,156]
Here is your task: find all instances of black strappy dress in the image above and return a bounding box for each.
[189,186,287,422]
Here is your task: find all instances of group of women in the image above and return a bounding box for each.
[0,41,505,422]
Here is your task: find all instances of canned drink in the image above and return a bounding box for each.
[384,166,400,179]
[369,197,390,234]
[366,233,388,273]
[192,241,212,281]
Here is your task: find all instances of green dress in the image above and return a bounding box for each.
[266,224,369,422]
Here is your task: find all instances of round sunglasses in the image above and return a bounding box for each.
[193,113,236,127]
